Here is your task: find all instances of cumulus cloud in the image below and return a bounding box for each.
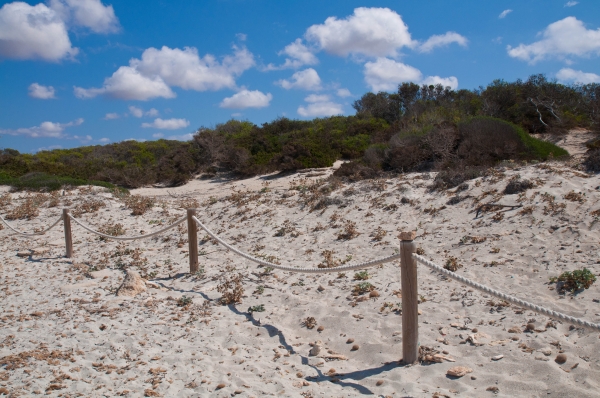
[146,108,159,117]
[0,2,77,61]
[49,0,120,33]
[74,45,254,100]
[507,17,600,63]
[336,88,352,98]
[0,0,119,62]
[556,68,600,84]
[74,66,176,100]
[305,7,416,57]
[564,1,578,7]
[364,58,458,91]
[129,106,143,118]
[0,118,83,138]
[418,32,468,53]
[298,98,343,117]
[266,38,318,70]
[276,68,322,90]
[364,58,422,91]
[98,137,110,143]
[103,112,119,120]
[28,83,56,99]
[499,9,512,19]
[141,118,190,130]
[220,89,272,109]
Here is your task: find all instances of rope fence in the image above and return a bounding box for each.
[2,207,599,364]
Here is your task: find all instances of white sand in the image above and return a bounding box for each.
[1,156,599,397]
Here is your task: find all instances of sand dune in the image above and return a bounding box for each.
[1,158,599,397]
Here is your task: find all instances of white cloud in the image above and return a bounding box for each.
[146,108,159,117]
[141,118,190,130]
[364,58,423,91]
[28,83,56,99]
[236,33,247,41]
[74,66,176,100]
[305,94,330,103]
[276,68,322,90]
[422,75,459,89]
[507,17,600,63]
[103,112,119,120]
[364,57,458,91]
[36,145,63,152]
[305,7,416,57]
[565,1,578,7]
[0,118,83,138]
[298,101,343,117]
[0,2,77,61]
[165,133,194,141]
[266,38,319,70]
[220,89,272,109]
[556,68,600,84]
[152,133,164,138]
[336,88,352,98]
[129,106,143,117]
[98,137,110,143]
[418,32,468,53]
[74,45,254,100]
[499,9,512,19]
[49,0,120,33]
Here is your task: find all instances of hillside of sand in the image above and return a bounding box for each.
[1,154,600,397]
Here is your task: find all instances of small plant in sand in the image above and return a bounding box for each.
[563,191,586,203]
[416,247,425,255]
[491,212,504,222]
[98,222,126,241]
[444,257,462,272]
[519,205,535,215]
[176,197,199,209]
[177,295,193,308]
[0,193,11,208]
[317,250,340,269]
[274,219,300,237]
[5,197,39,220]
[490,247,500,253]
[217,273,244,305]
[370,226,387,241]
[337,220,360,240]
[302,317,317,329]
[353,271,370,281]
[254,285,265,295]
[248,304,265,313]
[124,195,155,215]
[541,193,566,216]
[550,268,596,293]
[352,282,375,295]
[72,198,106,217]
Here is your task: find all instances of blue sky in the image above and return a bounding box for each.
[1,0,599,153]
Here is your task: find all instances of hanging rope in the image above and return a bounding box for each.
[413,253,600,331]
[192,215,401,274]
[68,214,187,241]
[0,213,63,237]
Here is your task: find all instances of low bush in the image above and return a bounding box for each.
[550,268,596,293]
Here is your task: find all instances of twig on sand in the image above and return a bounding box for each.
[475,203,522,218]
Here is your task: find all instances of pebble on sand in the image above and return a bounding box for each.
[555,354,567,364]
[116,270,146,297]
[447,366,473,377]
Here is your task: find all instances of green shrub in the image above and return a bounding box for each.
[550,268,596,292]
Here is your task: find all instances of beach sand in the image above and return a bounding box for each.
[1,156,599,397]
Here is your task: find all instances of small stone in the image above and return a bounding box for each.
[317,285,325,292]
[16,251,30,257]
[555,353,567,364]
[234,390,243,395]
[99,324,107,331]
[346,338,354,344]
[491,355,504,361]
[442,350,449,355]
[447,366,473,377]
[486,386,499,393]
[526,323,536,331]
[376,380,384,386]
[326,368,336,375]
[369,290,380,298]
[541,348,552,356]
[508,327,522,333]
[317,326,324,332]
[296,372,303,378]
[216,383,226,390]
[351,344,360,351]
[471,328,478,333]
[116,270,146,297]
[511,336,520,341]
[471,376,477,380]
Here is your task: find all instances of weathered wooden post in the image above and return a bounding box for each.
[63,209,73,258]
[187,208,199,273]
[400,230,418,364]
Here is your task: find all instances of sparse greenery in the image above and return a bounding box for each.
[248,304,265,313]
[354,271,370,280]
[550,268,596,293]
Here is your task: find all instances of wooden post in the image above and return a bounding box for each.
[400,230,418,364]
[63,209,73,258]
[187,208,199,273]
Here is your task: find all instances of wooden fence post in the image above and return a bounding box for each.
[187,208,199,273]
[400,230,418,364]
[63,209,73,258]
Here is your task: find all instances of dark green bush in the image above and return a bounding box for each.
[550,268,596,293]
